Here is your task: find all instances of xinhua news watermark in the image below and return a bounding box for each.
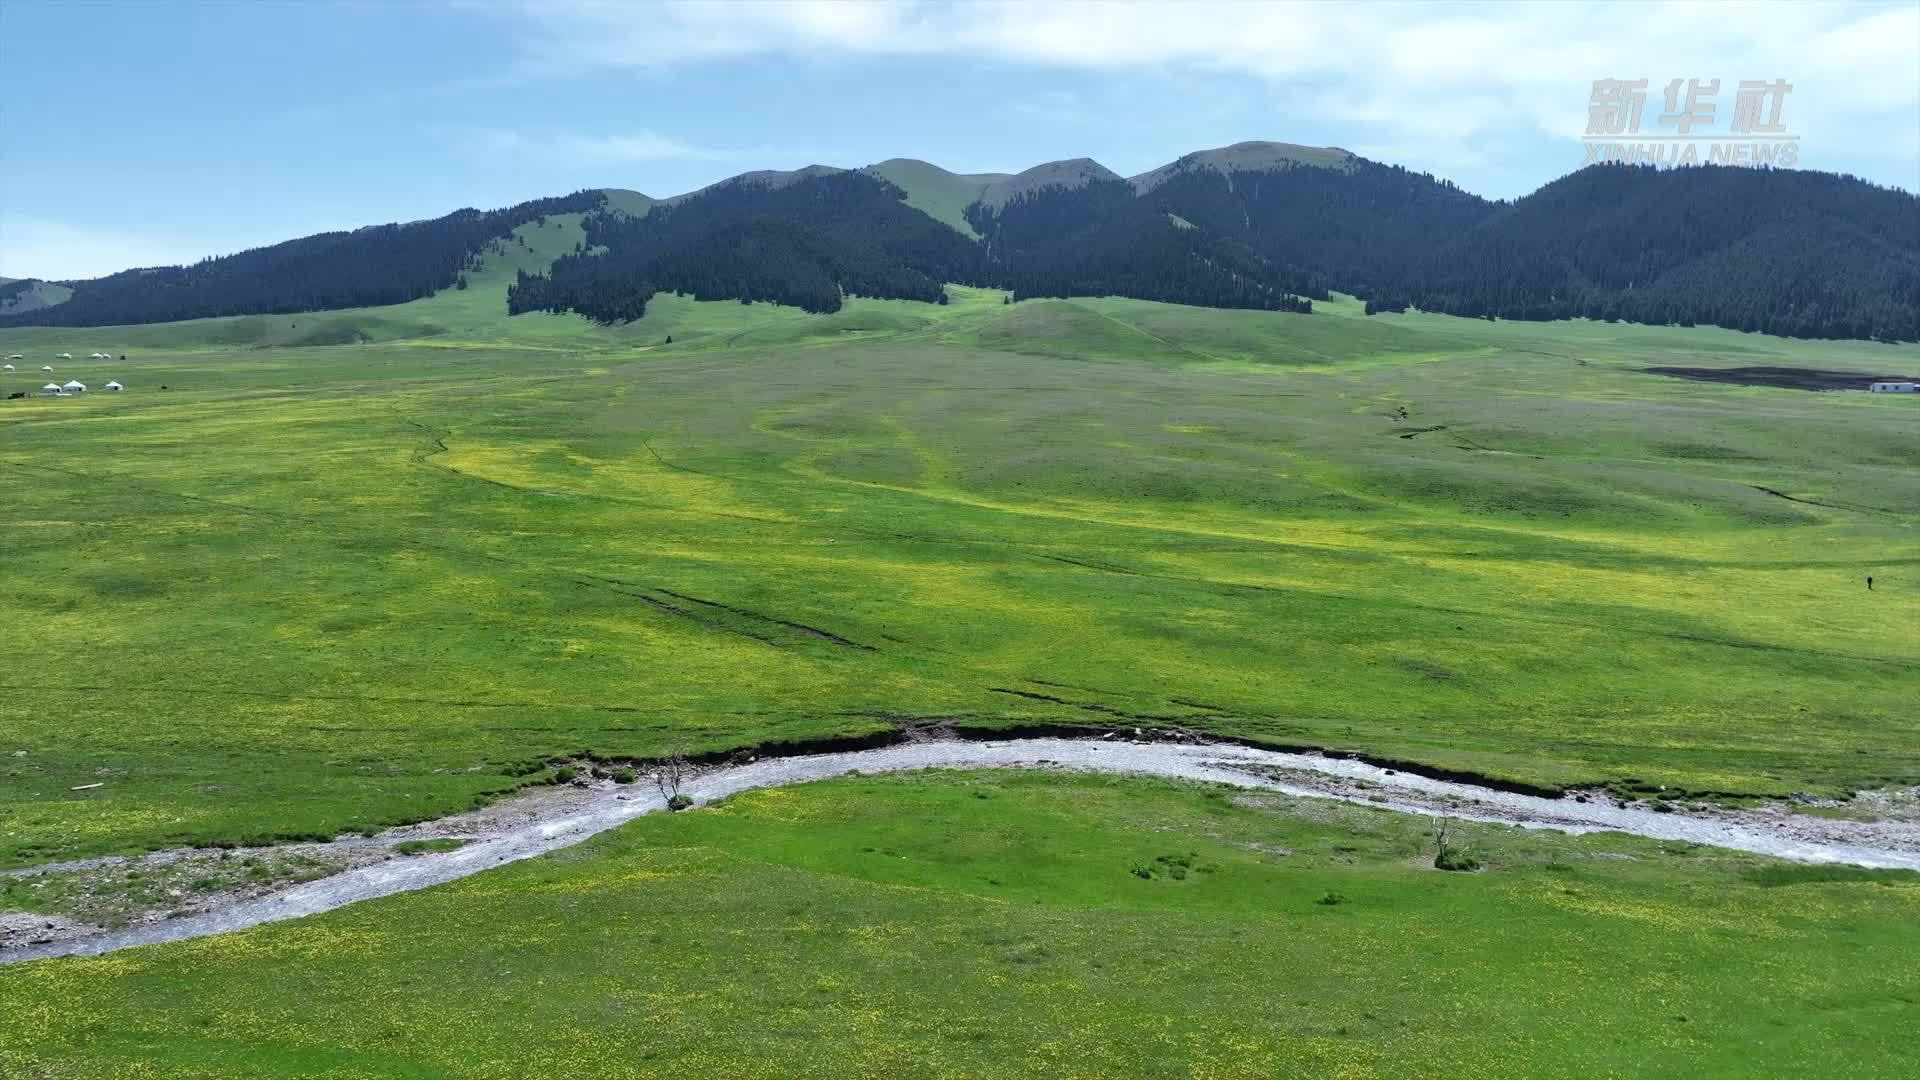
[1584,79,1797,167]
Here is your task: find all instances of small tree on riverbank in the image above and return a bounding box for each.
[655,752,693,811]
[1432,816,1480,871]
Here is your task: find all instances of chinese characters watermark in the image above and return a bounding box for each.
[1583,78,1797,167]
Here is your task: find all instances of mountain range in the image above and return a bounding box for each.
[5,141,1916,342]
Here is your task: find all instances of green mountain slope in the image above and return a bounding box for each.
[861,158,1009,238]
[0,278,74,315]
[596,188,655,218]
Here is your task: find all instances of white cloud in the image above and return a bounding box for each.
[509,1,1920,187]
[469,127,750,163]
[0,217,192,281]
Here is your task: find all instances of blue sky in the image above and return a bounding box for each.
[3,0,1915,280]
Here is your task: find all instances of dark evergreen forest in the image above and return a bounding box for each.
[0,191,604,327]
[509,171,985,321]
[1348,165,1919,342]
[11,158,1915,342]
[1141,159,1495,302]
[520,162,1915,340]
[515,171,1315,323]
[966,177,1311,312]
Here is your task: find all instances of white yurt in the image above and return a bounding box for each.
[2,364,13,372]
[43,383,63,394]
[62,380,86,393]
[41,365,53,373]
[104,380,124,392]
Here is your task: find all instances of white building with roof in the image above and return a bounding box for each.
[1870,381,1916,393]
[62,380,86,393]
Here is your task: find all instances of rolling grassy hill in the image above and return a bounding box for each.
[596,187,655,218]
[4,256,1919,1074]
[1,278,1916,868]
[2,111,1917,1080]
[0,278,72,315]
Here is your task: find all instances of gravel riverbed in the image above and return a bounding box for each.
[6,736,1918,965]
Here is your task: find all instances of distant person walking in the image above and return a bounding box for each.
[1867,576,1873,591]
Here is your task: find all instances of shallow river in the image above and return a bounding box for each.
[5,737,1915,965]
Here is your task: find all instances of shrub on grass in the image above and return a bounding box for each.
[1432,816,1480,872]
[612,767,637,785]
[551,766,578,785]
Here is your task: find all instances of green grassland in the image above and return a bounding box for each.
[1,252,1917,866]
[5,770,1919,1077]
